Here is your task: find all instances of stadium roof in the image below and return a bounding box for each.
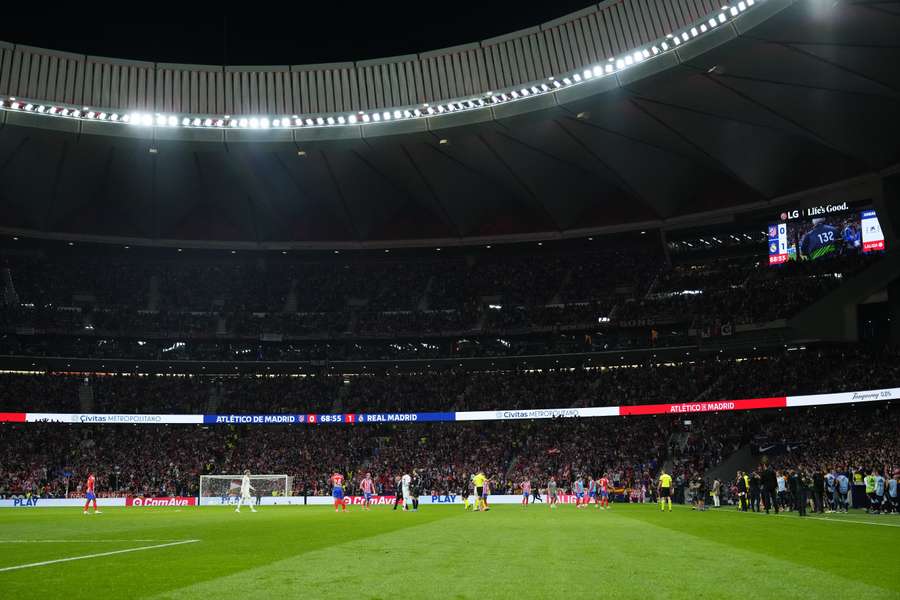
[0,0,897,249]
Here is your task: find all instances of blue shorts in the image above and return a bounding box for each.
[589,491,596,498]
[576,492,585,499]
[86,492,96,501]
[332,487,344,500]
[601,491,609,498]
[523,492,529,498]
[364,492,373,501]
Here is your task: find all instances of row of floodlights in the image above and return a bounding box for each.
[0,2,755,130]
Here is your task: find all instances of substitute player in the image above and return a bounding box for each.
[235,470,257,513]
[331,471,347,513]
[83,472,101,515]
[658,470,673,512]
[587,477,598,507]
[360,472,376,511]
[574,476,586,508]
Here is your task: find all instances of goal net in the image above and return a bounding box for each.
[199,474,292,506]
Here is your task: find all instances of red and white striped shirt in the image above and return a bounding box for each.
[360,477,375,494]
[86,475,95,493]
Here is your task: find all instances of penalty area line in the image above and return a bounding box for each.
[0,539,200,573]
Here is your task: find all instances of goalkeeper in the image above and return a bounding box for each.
[235,470,258,513]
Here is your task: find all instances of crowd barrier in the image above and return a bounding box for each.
[0,387,894,426]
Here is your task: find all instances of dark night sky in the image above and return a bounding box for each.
[2,4,596,65]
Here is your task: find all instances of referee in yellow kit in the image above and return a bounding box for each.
[658,471,673,512]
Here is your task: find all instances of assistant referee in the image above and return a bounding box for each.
[658,471,673,512]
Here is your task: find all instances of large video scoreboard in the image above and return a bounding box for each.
[767,202,885,265]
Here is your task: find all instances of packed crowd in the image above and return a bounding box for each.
[1,345,896,415]
[1,402,895,504]
[0,244,878,361]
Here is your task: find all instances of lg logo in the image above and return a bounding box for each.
[780,210,800,221]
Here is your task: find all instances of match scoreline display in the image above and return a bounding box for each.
[0,387,895,425]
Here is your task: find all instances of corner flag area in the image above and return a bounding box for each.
[1,505,897,599]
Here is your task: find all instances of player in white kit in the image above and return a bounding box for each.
[401,472,412,511]
[235,470,257,513]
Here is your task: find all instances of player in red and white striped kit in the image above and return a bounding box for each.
[83,473,101,515]
[331,472,347,512]
[521,479,532,507]
[598,474,611,509]
[360,472,376,511]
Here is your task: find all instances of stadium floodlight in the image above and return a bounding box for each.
[249,118,260,128]
[141,114,153,126]
[372,113,381,121]
[167,116,177,126]
[316,117,325,125]
[260,118,270,128]
[573,73,582,82]
[203,118,213,127]
[709,18,718,27]
[583,69,593,79]
[616,59,626,69]
[700,24,708,32]
[673,36,681,45]
[361,114,370,122]
[562,77,572,85]
[199,474,292,506]
[738,1,746,10]
[348,114,357,123]
[110,113,119,121]
[382,111,391,120]
[393,110,402,119]
[691,27,699,37]
[592,66,602,77]
[682,32,690,41]
[661,41,669,50]
[239,118,248,127]
[719,12,727,22]
[305,118,314,126]
[326,116,335,125]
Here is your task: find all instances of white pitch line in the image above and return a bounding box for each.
[701,506,900,528]
[782,514,900,528]
[0,539,186,544]
[0,539,199,573]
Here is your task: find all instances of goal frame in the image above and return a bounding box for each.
[198,474,292,506]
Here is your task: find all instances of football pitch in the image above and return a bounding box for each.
[1,504,898,599]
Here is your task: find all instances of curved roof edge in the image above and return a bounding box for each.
[0,0,787,142]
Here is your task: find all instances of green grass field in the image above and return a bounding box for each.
[1,504,898,599]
